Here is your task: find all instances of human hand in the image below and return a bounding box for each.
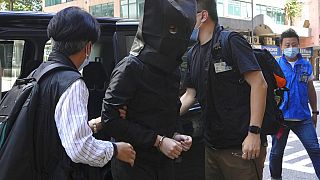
[242,133,261,160]
[88,117,102,133]
[312,114,317,128]
[115,142,136,167]
[173,134,192,151]
[89,117,101,125]
[159,137,183,160]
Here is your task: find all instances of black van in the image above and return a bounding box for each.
[0,11,139,117]
[0,11,203,180]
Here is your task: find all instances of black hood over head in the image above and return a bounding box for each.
[130,0,196,73]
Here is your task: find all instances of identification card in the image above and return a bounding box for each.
[214,62,232,73]
[299,74,308,83]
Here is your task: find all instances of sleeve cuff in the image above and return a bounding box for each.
[112,142,118,158]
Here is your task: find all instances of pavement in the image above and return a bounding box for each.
[262,80,320,180]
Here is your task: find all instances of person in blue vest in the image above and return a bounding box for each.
[269,28,320,180]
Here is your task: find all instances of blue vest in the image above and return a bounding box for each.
[277,53,312,120]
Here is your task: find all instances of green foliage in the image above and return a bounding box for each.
[285,0,302,25]
[0,0,42,11]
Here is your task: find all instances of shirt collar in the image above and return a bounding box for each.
[281,53,304,64]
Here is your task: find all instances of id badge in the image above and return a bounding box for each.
[299,73,308,83]
[214,61,232,73]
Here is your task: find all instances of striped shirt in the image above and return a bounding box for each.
[54,79,114,167]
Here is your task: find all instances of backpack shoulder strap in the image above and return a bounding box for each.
[211,26,234,60]
[212,26,232,47]
[33,62,78,82]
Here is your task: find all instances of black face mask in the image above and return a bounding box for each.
[130,0,196,72]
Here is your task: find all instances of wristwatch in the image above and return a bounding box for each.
[312,110,319,115]
[249,126,261,134]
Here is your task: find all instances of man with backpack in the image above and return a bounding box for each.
[0,7,136,180]
[180,0,268,179]
[269,28,320,180]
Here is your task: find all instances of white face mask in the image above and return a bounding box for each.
[78,54,90,71]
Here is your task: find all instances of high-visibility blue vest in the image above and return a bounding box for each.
[277,53,312,120]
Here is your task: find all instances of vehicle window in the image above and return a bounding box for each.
[43,39,115,75]
[0,40,24,92]
[43,40,53,62]
[43,39,110,63]
[125,35,135,53]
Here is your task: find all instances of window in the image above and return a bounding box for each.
[241,1,251,18]
[129,2,137,19]
[228,0,241,16]
[45,0,72,6]
[120,0,144,19]
[228,0,251,18]
[45,0,62,7]
[0,40,24,92]
[256,4,285,24]
[90,3,114,17]
[102,3,114,17]
[138,1,144,17]
[61,0,73,2]
[217,0,224,17]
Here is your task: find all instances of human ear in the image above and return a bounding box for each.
[85,41,92,56]
[200,11,209,23]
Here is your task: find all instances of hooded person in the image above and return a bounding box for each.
[99,0,196,179]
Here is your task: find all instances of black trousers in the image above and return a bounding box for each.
[111,158,174,180]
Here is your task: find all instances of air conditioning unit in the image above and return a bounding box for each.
[264,37,273,45]
[243,35,252,44]
[252,36,260,45]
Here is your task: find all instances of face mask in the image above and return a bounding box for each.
[190,27,200,44]
[78,55,90,71]
[189,19,203,44]
[283,47,299,59]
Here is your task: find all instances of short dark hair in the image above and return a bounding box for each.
[197,0,218,22]
[280,28,299,45]
[47,6,100,56]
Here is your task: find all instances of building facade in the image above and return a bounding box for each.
[43,0,144,19]
[43,0,287,23]
[42,0,319,60]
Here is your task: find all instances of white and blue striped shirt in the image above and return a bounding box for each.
[54,79,114,167]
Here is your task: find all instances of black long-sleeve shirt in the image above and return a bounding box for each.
[101,55,180,165]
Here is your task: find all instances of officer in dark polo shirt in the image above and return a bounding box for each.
[180,0,268,180]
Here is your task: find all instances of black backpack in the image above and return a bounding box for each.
[0,62,76,180]
[211,26,288,135]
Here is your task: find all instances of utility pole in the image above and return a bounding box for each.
[251,0,254,41]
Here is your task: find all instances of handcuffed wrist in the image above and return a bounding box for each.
[157,136,166,151]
